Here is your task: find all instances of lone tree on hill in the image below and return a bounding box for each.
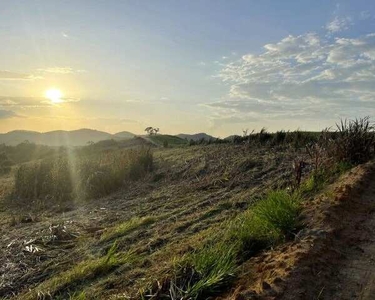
[145,127,160,135]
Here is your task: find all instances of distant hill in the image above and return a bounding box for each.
[177,133,216,141]
[113,131,135,139]
[147,134,188,147]
[0,129,135,146]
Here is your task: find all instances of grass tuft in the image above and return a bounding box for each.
[253,190,301,235]
[24,242,135,299]
[100,216,157,242]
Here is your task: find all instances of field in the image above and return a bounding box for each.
[0,119,374,299]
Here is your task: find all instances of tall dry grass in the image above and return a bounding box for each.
[12,147,153,207]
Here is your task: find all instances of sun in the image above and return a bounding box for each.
[45,88,63,103]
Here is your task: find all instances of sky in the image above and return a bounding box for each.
[1,0,375,137]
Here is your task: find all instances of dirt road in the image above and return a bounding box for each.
[322,169,375,299]
[277,163,375,300]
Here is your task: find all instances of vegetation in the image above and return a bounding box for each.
[148,134,188,147]
[1,117,374,299]
[23,242,135,300]
[142,189,302,299]
[100,216,157,242]
[11,147,153,207]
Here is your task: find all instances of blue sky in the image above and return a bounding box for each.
[1,1,375,136]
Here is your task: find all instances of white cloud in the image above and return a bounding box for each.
[37,67,87,74]
[210,32,375,124]
[326,16,352,33]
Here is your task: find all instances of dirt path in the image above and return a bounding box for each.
[321,170,375,300]
[273,163,375,300]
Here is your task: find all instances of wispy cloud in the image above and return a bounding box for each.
[0,96,80,108]
[359,11,371,20]
[0,110,21,119]
[326,16,352,33]
[210,32,375,124]
[0,71,42,81]
[37,67,87,74]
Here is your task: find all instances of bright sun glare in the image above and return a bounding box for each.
[45,88,63,103]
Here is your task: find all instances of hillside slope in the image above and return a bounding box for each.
[0,144,299,299]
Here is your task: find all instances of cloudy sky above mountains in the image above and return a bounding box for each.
[1,1,375,136]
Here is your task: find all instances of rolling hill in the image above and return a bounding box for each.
[0,129,135,146]
[177,132,216,141]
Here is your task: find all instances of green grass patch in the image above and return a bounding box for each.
[252,190,301,235]
[148,134,188,147]
[180,242,237,299]
[141,242,237,300]
[24,242,135,299]
[141,190,302,299]
[301,162,353,195]
[100,216,157,242]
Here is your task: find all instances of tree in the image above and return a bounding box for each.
[144,127,160,135]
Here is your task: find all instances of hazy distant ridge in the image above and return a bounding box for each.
[177,133,216,141]
[0,129,135,146]
[0,129,219,146]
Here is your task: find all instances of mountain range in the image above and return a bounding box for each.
[0,129,216,146]
[0,129,135,146]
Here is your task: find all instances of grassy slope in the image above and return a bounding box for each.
[0,143,301,299]
[147,134,188,147]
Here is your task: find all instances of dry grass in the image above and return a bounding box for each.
[100,216,157,242]
[11,147,153,206]
[22,242,136,300]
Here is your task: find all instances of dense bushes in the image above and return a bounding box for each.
[12,147,153,206]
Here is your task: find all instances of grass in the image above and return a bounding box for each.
[141,189,302,299]
[180,242,237,299]
[23,242,136,299]
[252,190,301,235]
[148,134,188,147]
[100,216,157,242]
[300,162,353,195]
[11,147,153,206]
